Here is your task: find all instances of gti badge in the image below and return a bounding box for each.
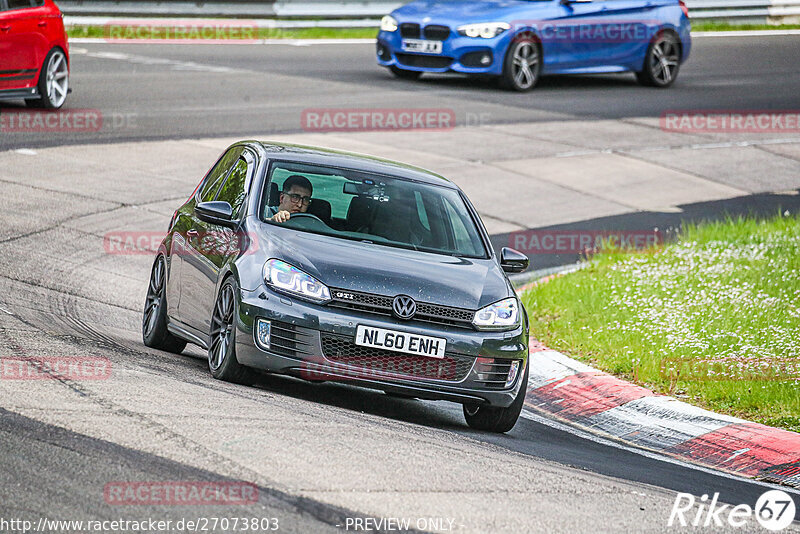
[392,295,416,320]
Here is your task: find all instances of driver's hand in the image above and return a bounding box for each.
[271,210,291,223]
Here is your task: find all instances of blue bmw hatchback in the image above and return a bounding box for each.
[377,0,691,90]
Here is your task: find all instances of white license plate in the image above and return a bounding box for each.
[401,39,443,54]
[355,325,446,359]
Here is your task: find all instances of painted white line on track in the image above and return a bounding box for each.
[13,149,37,156]
[68,33,800,45]
[519,408,800,496]
[80,50,238,73]
[64,16,380,29]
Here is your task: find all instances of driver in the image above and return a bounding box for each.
[267,175,313,223]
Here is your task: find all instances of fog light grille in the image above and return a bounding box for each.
[473,357,519,389]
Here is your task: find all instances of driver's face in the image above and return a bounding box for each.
[278,186,312,214]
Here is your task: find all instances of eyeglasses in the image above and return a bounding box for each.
[283,192,312,206]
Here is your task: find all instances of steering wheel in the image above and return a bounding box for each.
[289,213,324,223]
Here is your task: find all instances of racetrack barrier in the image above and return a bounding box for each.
[57,0,800,24]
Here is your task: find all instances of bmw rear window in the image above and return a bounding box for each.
[261,161,488,259]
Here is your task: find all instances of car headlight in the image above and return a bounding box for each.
[457,22,510,38]
[381,15,398,32]
[473,297,520,330]
[263,259,331,304]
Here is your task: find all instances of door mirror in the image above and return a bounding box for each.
[195,201,234,227]
[500,247,529,273]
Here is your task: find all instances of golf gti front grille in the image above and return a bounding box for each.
[399,23,421,38]
[395,53,453,69]
[268,320,315,358]
[321,333,474,382]
[423,25,451,40]
[328,288,475,329]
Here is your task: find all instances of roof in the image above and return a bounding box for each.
[246,140,457,188]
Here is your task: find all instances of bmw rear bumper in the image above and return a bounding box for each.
[234,286,529,408]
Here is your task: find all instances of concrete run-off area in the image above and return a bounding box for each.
[1,116,800,532]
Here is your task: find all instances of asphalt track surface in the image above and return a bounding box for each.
[0,34,799,149]
[1,35,800,532]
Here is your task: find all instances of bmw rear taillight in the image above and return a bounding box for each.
[679,0,690,18]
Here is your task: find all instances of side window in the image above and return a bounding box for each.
[442,198,479,256]
[414,191,431,231]
[198,147,242,203]
[31,0,45,6]
[215,158,249,219]
[7,0,33,9]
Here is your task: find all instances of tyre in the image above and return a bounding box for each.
[208,277,255,384]
[142,255,187,354]
[26,48,69,109]
[463,360,528,433]
[390,65,422,80]
[500,34,541,92]
[636,31,681,88]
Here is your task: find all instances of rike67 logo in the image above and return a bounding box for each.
[669,490,796,530]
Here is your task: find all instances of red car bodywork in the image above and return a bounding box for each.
[0,0,69,100]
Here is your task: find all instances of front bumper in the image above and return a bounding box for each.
[235,286,528,408]
[377,29,510,76]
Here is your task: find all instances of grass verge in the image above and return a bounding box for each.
[520,213,800,433]
[691,22,800,32]
[66,25,377,40]
[66,22,800,40]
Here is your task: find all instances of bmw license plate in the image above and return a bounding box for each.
[355,325,446,359]
[401,39,443,54]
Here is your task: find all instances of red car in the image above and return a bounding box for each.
[0,0,69,109]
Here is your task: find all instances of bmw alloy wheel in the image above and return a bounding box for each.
[637,33,681,88]
[502,37,541,92]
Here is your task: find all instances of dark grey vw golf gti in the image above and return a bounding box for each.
[143,141,531,432]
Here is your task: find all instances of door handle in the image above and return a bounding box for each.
[187,229,199,239]
[38,20,47,27]
[0,25,11,32]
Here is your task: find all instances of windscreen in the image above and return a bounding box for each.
[261,161,487,258]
